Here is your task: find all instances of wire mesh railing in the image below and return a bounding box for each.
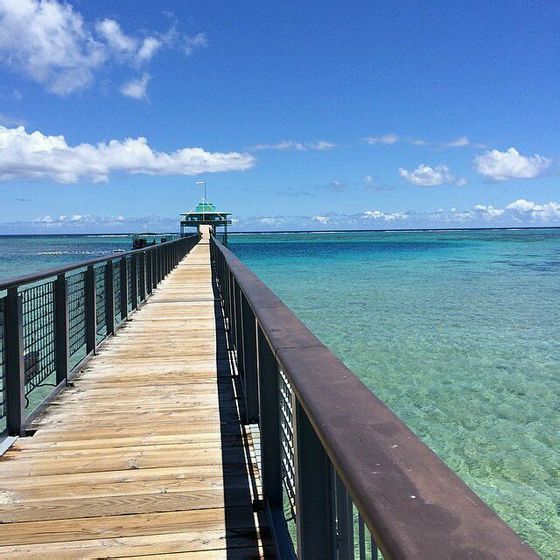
[21,281,57,405]
[210,235,538,560]
[95,265,106,340]
[0,234,197,436]
[279,369,296,521]
[67,272,87,365]
[126,258,133,312]
[113,262,122,322]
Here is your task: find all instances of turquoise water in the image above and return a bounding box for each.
[0,235,133,281]
[230,229,559,558]
[0,230,558,556]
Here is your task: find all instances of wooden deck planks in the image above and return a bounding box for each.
[0,241,272,559]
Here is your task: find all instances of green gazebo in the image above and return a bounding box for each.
[180,201,232,244]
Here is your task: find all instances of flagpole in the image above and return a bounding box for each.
[196,181,207,204]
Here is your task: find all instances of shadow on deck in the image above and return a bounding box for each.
[213,277,273,558]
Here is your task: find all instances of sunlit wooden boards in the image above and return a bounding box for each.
[0,241,272,559]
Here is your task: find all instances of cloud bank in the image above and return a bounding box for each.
[0,125,255,183]
[4,199,557,234]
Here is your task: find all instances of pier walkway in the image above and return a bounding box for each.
[0,240,271,558]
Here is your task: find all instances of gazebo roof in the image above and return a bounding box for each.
[181,201,231,217]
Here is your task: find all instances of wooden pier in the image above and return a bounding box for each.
[0,240,271,558]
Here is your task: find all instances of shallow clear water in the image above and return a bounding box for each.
[230,229,560,558]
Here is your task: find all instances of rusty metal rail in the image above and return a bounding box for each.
[210,235,538,560]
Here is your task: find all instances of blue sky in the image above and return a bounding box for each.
[0,0,559,232]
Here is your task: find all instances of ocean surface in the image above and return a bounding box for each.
[0,230,558,557]
[0,234,134,281]
[229,229,559,558]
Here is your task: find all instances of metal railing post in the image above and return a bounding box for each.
[335,474,355,560]
[257,327,282,507]
[146,251,153,295]
[227,270,235,347]
[4,288,25,435]
[54,272,68,384]
[139,252,146,303]
[105,261,115,335]
[156,247,161,283]
[294,400,336,559]
[120,257,128,321]
[241,294,258,423]
[234,281,245,379]
[85,265,96,354]
[131,255,138,310]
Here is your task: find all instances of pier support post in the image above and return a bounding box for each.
[294,400,336,559]
[54,273,69,384]
[4,288,25,435]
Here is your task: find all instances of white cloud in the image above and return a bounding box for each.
[312,215,330,225]
[506,199,560,220]
[363,175,373,183]
[138,37,162,61]
[95,19,162,64]
[185,32,208,55]
[474,147,551,181]
[442,135,470,148]
[0,0,105,94]
[259,217,285,226]
[473,204,504,218]
[0,0,202,96]
[95,19,137,56]
[120,74,150,100]
[362,210,409,222]
[399,164,466,187]
[0,125,255,183]
[365,134,399,145]
[365,135,432,146]
[250,140,336,152]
